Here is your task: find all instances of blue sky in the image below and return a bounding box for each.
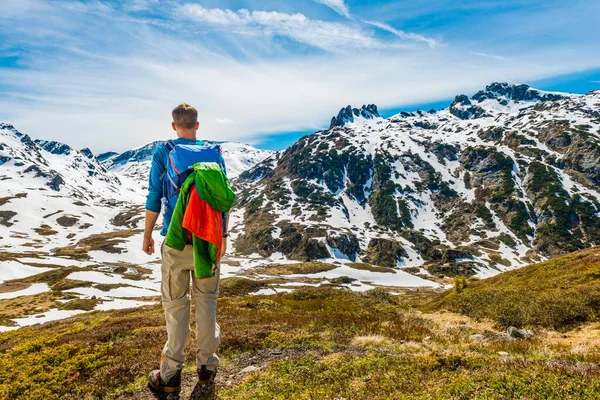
[0,0,599,152]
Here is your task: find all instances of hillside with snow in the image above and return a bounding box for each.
[1,81,599,331]
[233,83,600,278]
[0,127,274,330]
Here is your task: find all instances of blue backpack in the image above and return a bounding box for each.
[161,140,226,231]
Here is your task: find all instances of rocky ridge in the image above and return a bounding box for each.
[232,83,600,278]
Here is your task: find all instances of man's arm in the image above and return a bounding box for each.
[143,147,165,255]
[221,212,230,257]
[219,150,230,257]
[143,210,160,255]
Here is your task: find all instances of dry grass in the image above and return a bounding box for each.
[0,292,61,319]
[0,282,30,295]
[53,229,141,258]
[0,251,44,262]
[351,335,392,347]
[0,192,27,207]
[221,259,241,266]
[0,211,17,227]
[1,286,600,399]
[250,262,336,276]
[110,206,144,228]
[58,298,99,311]
[430,246,600,330]
[348,262,397,273]
[56,215,79,227]
[33,224,58,236]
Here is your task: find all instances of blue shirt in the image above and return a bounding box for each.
[145,138,227,236]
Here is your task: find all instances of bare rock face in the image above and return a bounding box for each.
[363,238,408,268]
[330,104,380,128]
[326,233,360,261]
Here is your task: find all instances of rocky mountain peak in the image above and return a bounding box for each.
[330,104,380,128]
[97,151,118,163]
[106,141,162,166]
[472,82,565,103]
[448,82,566,120]
[449,94,487,120]
[34,139,73,156]
[80,148,94,159]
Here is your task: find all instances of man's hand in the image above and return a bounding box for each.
[143,210,160,255]
[143,235,155,255]
[220,237,228,257]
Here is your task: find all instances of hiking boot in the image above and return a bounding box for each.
[189,366,217,400]
[148,369,182,400]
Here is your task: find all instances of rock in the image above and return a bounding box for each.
[330,104,380,128]
[35,140,72,155]
[326,233,360,261]
[288,236,330,261]
[80,148,94,159]
[449,95,488,120]
[470,334,485,341]
[363,238,408,267]
[48,173,66,191]
[507,326,533,339]
[239,365,261,375]
[472,82,564,103]
[497,351,509,356]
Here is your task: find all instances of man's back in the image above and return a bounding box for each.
[145,138,226,236]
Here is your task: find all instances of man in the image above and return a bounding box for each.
[143,103,228,400]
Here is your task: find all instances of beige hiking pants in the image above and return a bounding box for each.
[159,242,221,381]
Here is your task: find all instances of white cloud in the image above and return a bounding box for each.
[176,4,390,52]
[312,0,351,18]
[216,118,235,124]
[472,52,511,62]
[0,0,599,154]
[363,20,437,48]
[124,0,160,12]
[3,42,600,154]
[180,4,243,25]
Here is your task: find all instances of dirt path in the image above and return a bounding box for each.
[120,348,301,400]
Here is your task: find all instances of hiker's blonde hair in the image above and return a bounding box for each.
[172,103,198,129]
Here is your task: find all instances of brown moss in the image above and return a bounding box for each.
[58,298,99,311]
[56,216,79,227]
[347,262,396,273]
[250,262,336,276]
[52,229,141,258]
[0,211,17,227]
[33,224,58,236]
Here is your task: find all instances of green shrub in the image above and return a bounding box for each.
[453,276,468,293]
[433,247,600,330]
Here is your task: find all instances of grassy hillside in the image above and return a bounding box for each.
[0,250,600,399]
[431,246,600,330]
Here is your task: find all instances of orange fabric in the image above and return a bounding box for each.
[182,184,223,259]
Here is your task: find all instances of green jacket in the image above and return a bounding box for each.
[165,162,235,278]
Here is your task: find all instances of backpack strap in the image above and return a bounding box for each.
[160,140,178,181]
[164,139,176,153]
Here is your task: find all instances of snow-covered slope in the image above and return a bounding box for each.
[1,82,599,330]
[0,125,274,252]
[0,123,144,253]
[102,140,274,190]
[234,83,600,278]
[0,126,275,330]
